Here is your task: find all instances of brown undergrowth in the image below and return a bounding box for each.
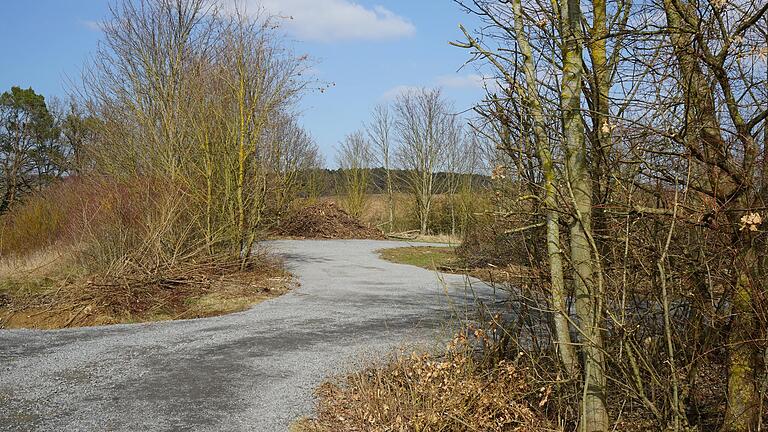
[0,176,294,329]
[329,243,758,431]
[296,324,554,432]
[0,249,292,329]
[294,300,763,432]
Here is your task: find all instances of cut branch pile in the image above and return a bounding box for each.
[0,253,290,329]
[276,202,384,240]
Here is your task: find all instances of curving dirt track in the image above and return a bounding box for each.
[0,240,498,432]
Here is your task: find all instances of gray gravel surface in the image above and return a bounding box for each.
[0,239,499,432]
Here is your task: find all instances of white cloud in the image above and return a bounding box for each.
[382,74,497,100]
[435,74,488,89]
[239,0,415,42]
[381,84,421,100]
[79,20,103,31]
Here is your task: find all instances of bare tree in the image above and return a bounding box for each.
[367,104,396,232]
[80,0,309,260]
[394,88,456,235]
[455,0,579,380]
[456,0,768,430]
[443,123,468,237]
[659,1,768,429]
[559,0,610,427]
[336,130,372,218]
[264,111,321,224]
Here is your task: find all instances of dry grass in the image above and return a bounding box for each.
[408,233,462,244]
[324,192,491,237]
[295,326,555,432]
[293,314,748,432]
[0,248,72,279]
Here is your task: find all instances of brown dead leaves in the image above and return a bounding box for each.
[300,329,552,432]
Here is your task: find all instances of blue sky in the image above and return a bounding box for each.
[0,0,487,162]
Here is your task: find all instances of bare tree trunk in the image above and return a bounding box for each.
[561,0,609,429]
[661,2,763,428]
[202,127,214,252]
[721,241,761,432]
[236,63,249,255]
[368,105,395,232]
[586,0,613,257]
[510,0,579,377]
[386,171,394,231]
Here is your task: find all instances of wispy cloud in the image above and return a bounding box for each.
[435,74,489,89]
[381,84,421,100]
[79,19,103,32]
[382,74,495,100]
[238,0,415,42]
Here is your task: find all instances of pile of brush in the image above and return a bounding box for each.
[276,202,384,240]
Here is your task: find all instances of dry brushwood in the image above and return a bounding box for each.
[298,326,553,432]
[276,202,384,240]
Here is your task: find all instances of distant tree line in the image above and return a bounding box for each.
[302,167,490,198]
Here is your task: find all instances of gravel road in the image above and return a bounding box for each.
[0,239,498,432]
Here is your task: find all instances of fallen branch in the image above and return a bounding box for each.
[503,222,546,234]
[386,230,420,240]
[63,305,89,328]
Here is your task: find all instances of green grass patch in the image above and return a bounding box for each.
[377,246,459,271]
